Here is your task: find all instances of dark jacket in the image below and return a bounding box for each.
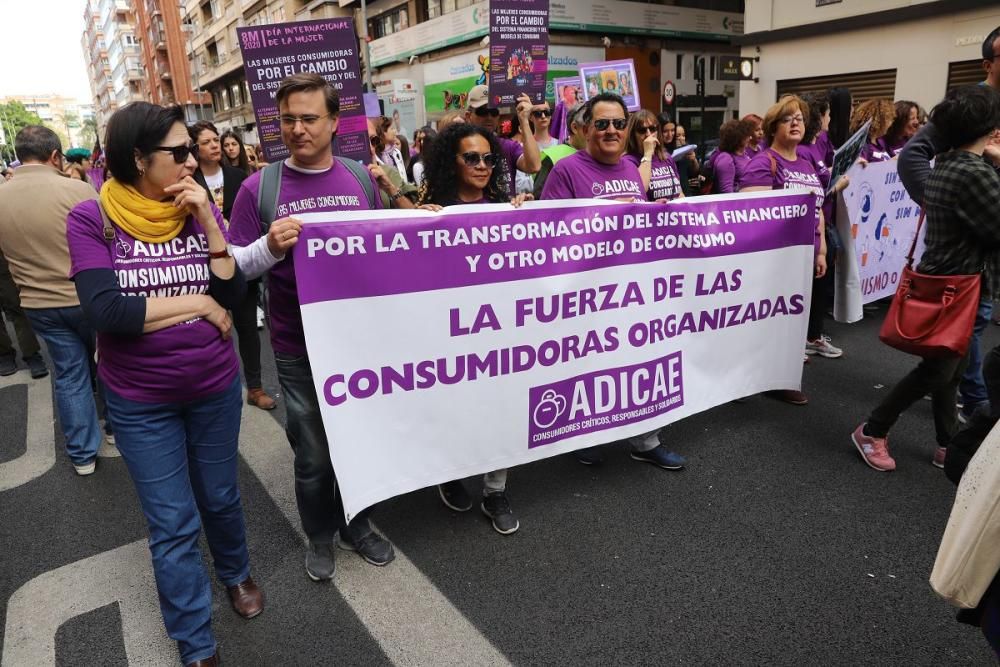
[194,163,247,221]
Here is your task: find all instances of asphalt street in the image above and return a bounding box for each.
[0,305,996,666]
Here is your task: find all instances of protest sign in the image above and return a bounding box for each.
[489,0,550,106]
[293,191,817,520]
[833,160,924,323]
[554,76,583,107]
[237,18,369,164]
[579,59,640,111]
[827,119,870,194]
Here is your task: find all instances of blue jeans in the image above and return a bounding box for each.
[274,352,372,543]
[960,298,992,409]
[23,306,102,465]
[105,375,249,664]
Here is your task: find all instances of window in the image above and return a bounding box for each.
[272,6,285,23]
[230,83,242,107]
[369,4,409,39]
[221,87,230,110]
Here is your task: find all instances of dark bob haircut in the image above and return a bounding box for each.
[188,120,219,142]
[275,73,340,116]
[581,93,628,125]
[930,84,1000,149]
[105,102,185,185]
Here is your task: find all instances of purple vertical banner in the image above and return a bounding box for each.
[579,60,640,112]
[236,18,369,164]
[488,0,549,107]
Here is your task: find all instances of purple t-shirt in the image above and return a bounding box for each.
[229,160,381,357]
[882,136,907,158]
[741,147,824,254]
[796,141,832,192]
[707,151,749,194]
[861,139,893,163]
[67,199,239,403]
[622,153,683,201]
[540,150,645,202]
[497,136,524,197]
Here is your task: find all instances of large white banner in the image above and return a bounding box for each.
[834,160,925,323]
[294,193,815,520]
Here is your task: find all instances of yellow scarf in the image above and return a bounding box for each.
[99,178,187,243]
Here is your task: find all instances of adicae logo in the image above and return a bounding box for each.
[592,182,605,196]
[533,390,567,429]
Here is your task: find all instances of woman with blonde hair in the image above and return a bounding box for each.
[741,94,831,405]
[850,98,896,163]
[436,110,466,131]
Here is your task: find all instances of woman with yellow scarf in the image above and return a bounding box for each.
[66,102,258,667]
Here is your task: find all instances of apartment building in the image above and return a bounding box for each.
[738,0,1000,114]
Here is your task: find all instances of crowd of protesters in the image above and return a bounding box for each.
[2,26,1000,666]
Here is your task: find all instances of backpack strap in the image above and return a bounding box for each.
[334,156,377,209]
[256,161,283,233]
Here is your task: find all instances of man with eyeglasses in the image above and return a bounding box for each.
[464,84,541,195]
[898,26,1000,430]
[540,93,645,203]
[229,73,396,582]
[0,125,99,464]
[532,102,588,200]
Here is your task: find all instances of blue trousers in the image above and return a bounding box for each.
[959,298,992,409]
[23,306,102,465]
[105,375,249,664]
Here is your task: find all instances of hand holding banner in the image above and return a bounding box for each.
[293,191,817,520]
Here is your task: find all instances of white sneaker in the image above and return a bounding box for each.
[805,335,843,358]
[74,460,96,476]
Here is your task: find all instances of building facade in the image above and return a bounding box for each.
[738,0,1000,115]
[0,95,93,148]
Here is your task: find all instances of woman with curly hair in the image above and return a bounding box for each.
[418,122,530,535]
[705,118,756,193]
[850,98,896,163]
[882,100,921,157]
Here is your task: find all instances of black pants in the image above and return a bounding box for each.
[232,280,262,390]
[807,248,836,341]
[867,353,967,446]
[0,269,40,360]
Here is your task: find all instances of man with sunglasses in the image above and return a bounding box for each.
[229,73,396,582]
[464,84,541,195]
[540,93,645,203]
[898,26,1000,430]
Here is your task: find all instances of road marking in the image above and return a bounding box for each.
[0,373,55,492]
[1,539,174,666]
[239,400,512,666]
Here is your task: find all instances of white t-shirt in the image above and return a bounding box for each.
[204,169,225,210]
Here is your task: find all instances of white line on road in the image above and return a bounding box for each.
[0,372,55,492]
[238,399,512,667]
[1,539,174,667]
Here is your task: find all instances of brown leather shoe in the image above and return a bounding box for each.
[246,388,276,411]
[227,576,263,619]
[185,654,218,667]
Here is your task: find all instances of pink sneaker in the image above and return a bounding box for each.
[851,424,896,471]
[932,446,947,469]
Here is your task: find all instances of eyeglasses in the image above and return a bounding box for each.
[531,109,552,119]
[152,144,197,164]
[593,118,628,131]
[636,125,657,135]
[459,151,498,167]
[473,107,500,118]
[779,115,805,125]
[279,113,332,127]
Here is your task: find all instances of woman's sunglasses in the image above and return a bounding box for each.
[531,109,552,119]
[636,125,657,135]
[153,144,198,164]
[459,151,498,167]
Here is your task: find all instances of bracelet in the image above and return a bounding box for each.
[389,190,405,201]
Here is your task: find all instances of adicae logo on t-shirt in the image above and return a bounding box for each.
[592,182,605,195]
